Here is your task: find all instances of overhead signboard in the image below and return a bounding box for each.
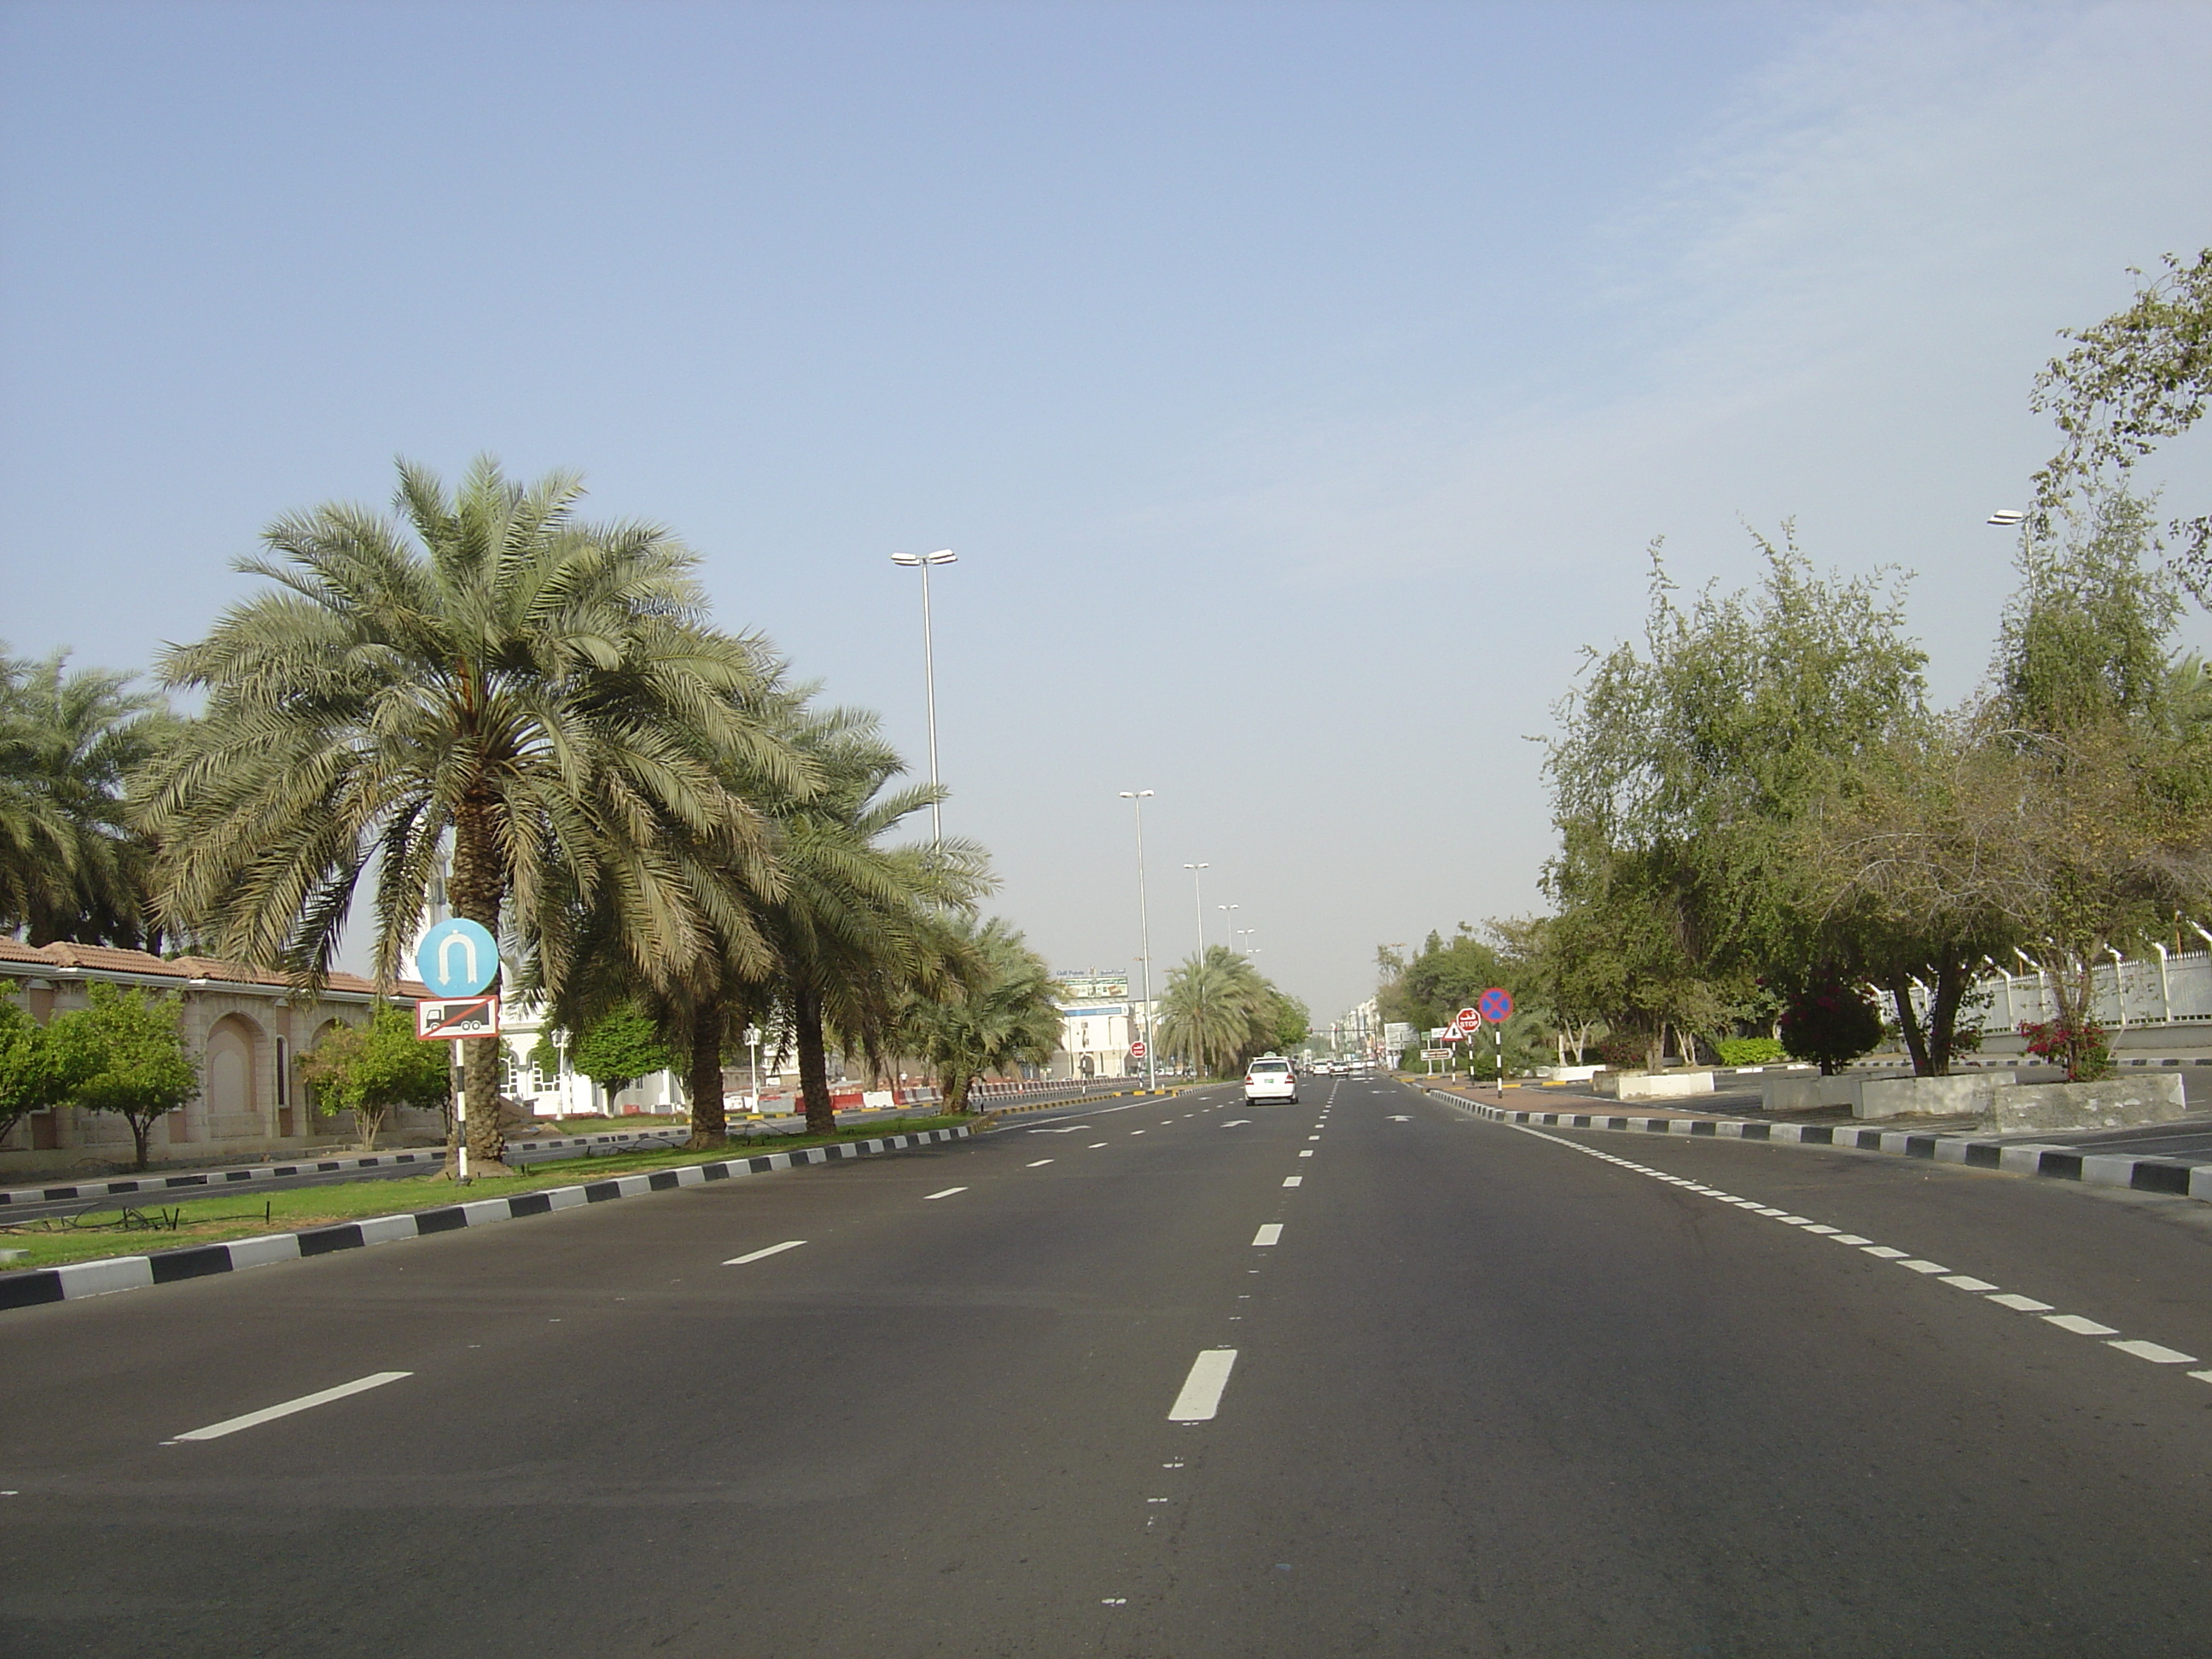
[417,996,500,1040]
[1056,970,1131,1001]
[415,917,500,998]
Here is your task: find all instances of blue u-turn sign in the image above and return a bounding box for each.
[414,917,501,998]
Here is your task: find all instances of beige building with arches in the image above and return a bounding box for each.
[0,939,427,1177]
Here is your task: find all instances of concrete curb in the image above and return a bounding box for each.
[0,1126,971,1315]
[1423,1088,2212,1205]
[981,1087,1185,1121]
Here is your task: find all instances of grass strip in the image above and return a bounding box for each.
[0,1117,966,1272]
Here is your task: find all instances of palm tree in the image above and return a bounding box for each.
[0,649,172,946]
[895,916,1062,1112]
[142,458,803,1173]
[751,702,991,1135]
[1159,946,1274,1076]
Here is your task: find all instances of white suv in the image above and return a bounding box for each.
[1243,1057,1298,1103]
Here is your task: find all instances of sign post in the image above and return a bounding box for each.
[416,919,503,1180]
[1478,987,1515,1088]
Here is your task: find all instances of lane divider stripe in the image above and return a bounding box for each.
[1167,1349,1238,1421]
[725,1240,807,1265]
[172,1371,411,1443]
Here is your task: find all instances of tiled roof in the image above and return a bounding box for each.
[0,940,426,999]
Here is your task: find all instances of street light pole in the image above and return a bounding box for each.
[1119,790,1158,1092]
[1218,902,1239,955]
[889,550,957,843]
[1183,863,1208,963]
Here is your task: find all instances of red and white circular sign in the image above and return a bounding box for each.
[1455,1007,1481,1033]
[1130,1039,1147,1059]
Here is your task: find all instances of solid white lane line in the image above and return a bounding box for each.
[1027,1159,1055,1167]
[1167,1349,1238,1421]
[1252,1224,1284,1246]
[172,1371,412,1443]
[725,1240,807,1265]
[1282,1176,1302,1187]
[2110,1339,2200,1365]
[923,1187,969,1201]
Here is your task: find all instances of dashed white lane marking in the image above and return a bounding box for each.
[1297,1150,1314,1158]
[922,1186,969,1201]
[1167,1349,1238,1421]
[724,1239,807,1265]
[1027,1159,1054,1167]
[2111,1339,2200,1364]
[1090,1142,1109,1149]
[170,1371,412,1443]
[1500,1120,2209,1388]
[1282,1176,1302,1188]
[1307,1135,1321,1141]
[1130,1131,1146,1137]
[1253,1224,1284,1246]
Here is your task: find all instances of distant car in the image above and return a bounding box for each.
[1243,1057,1299,1103]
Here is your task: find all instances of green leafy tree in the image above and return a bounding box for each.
[48,983,197,1170]
[2032,248,2212,596]
[297,1006,451,1150]
[569,1005,675,1101]
[141,457,800,1174]
[895,917,1061,1113]
[0,983,75,1147]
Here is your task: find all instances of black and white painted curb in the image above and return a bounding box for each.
[0,1126,701,1209]
[0,1126,969,1314]
[1426,1089,2212,1204]
[987,1086,1185,1120]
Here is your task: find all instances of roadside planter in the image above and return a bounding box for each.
[1982,1073,2187,1134]
[1759,1074,1860,1112]
[1591,1070,1715,1101]
[1854,1073,2014,1120]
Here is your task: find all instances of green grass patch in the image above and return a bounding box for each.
[0,1115,966,1272]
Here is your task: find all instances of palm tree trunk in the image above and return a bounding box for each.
[685,1005,727,1150]
[447,799,511,1175]
[794,981,836,1137]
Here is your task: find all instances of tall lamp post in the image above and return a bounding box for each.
[1119,790,1158,1091]
[1183,863,1208,962]
[889,549,957,844]
[1217,902,1239,954]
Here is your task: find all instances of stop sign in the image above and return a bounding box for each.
[1455,1007,1481,1033]
[1130,1039,1147,1059]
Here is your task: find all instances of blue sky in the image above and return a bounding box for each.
[3,1,2209,1020]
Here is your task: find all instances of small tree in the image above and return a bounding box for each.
[0,983,75,1146]
[896,917,1061,1114]
[297,1007,451,1150]
[49,983,197,1170]
[1778,973,1884,1075]
[569,1004,674,1109]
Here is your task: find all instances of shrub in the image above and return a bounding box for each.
[2018,1016,2111,1082]
[1778,975,1885,1075]
[1715,1037,1786,1068]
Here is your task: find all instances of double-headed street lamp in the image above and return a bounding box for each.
[1119,790,1158,1091]
[1183,863,1208,959]
[1217,902,1239,953]
[889,549,957,844]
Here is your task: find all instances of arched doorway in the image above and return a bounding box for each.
[200,1014,262,1142]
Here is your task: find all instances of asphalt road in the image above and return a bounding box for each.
[8,1076,2212,1656]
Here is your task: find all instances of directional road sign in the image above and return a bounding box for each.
[415,918,500,998]
[1454,1007,1481,1034]
[1477,987,1515,1024]
[416,997,501,1040]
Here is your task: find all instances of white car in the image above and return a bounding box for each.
[1243,1057,1299,1103]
